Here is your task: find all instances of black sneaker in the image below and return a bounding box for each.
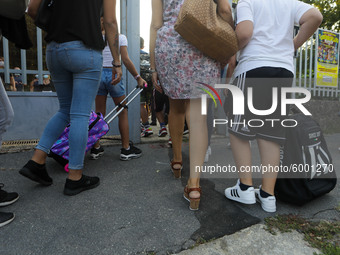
[0,184,19,207]
[63,175,100,196]
[120,144,142,161]
[0,212,15,228]
[19,160,53,186]
[90,146,104,160]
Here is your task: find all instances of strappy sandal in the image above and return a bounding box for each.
[170,160,182,178]
[183,186,201,211]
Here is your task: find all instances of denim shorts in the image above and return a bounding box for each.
[97,68,125,98]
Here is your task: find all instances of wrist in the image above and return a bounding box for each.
[134,74,141,80]
[150,68,157,73]
[112,61,122,68]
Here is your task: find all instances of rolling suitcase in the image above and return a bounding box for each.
[49,86,143,172]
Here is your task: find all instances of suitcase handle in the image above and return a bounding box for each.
[104,85,144,124]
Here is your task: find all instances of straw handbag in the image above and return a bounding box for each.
[175,0,238,63]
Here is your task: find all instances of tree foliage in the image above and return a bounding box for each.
[299,0,339,31]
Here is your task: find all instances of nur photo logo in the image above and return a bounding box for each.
[199,83,312,128]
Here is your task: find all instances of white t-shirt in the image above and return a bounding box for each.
[102,34,128,67]
[234,0,313,77]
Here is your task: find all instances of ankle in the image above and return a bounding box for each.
[260,188,274,197]
[239,181,253,191]
[32,149,47,165]
[28,159,45,168]
[68,170,82,181]
[187,178,200,188]
[31,157,46,165]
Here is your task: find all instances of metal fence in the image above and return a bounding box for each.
[0,27,49,87]
[1,22,339,99]
[294,29,340,98]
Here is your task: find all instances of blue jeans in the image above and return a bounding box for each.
[36,41,103,170]
[0,79,14,148]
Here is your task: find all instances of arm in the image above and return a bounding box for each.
[10,75,16,91]
[216,0,234,28]
[103,0,122,85]
[226,55,236,79]
[150,0,164,93]
[121,46,146,88]
[27,0,42,19]
[29,79,36,92]
[293,8,323,51]
[235,20,253,50]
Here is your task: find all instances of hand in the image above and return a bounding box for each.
[137,76,147,89]
[111,67,122,85]
[152,72,163,93]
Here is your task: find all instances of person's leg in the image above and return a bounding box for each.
[154,89,168,137]
[207,100,214,147]
[92,95,107,150]
[140,102,148,124]
[154,89,165,123]
[181,98,207,210]
[224,77,256,204]
[155,111,165,124]
[0,83,17,227]
[0,79,14,148]
[168,98,187,170]
[113,94,142,160]
[25,41,102,192]
[32,62,73,164]
[66,51,103,181]
[185,99,207,192]
[140,90,149,128]
[113,95,130,149]
[95,95,108,116]
[223,133,257,204]
[150,93,157,125]
[229,134,253,186]
[141,99,153,136]
[204,99,214,162]
[257,138,280,195]
[19,42,74,185]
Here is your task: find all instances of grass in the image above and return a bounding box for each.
[264,214,340,255]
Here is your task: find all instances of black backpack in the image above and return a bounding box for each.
[275,113,337,206]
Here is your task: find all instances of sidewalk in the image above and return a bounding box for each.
[0,128,339,255]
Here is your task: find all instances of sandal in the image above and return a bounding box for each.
[183,186,201,210]
[170,160,182,178]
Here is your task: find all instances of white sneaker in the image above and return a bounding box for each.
[255,187,276,213]
[204,146,212,163]
[224,179,256,205]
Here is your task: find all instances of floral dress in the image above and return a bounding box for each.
[155,0,221,99]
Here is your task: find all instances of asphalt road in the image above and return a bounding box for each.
[0,134,339,255]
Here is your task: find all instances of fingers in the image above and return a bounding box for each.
[151,73,163,93]
[154,83,163,93]
[138,78,147,89]
[111,67,122,85]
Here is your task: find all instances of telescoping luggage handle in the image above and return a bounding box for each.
[104,85,144,124]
